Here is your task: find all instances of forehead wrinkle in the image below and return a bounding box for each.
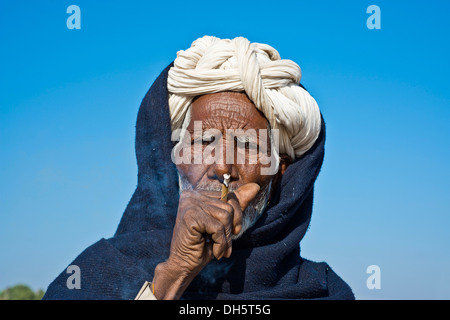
[211,109,249,130]
[206,102,262,129]
[190,92,269,133]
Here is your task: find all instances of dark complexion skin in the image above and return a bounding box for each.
[152,92,291,299]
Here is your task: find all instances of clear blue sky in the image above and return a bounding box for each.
[1,0,449,299]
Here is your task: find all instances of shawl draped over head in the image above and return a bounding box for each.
[42,63,354,300]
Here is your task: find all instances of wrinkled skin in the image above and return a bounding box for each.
[153,92,291,299]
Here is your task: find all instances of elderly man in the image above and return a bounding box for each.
[43,36,354,300]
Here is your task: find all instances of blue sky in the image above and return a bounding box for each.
[1,0,449,299]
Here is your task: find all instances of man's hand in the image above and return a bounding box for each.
[152,183,260,300]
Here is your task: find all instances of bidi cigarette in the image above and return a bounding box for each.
[220,173,231,202]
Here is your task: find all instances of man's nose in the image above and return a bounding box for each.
[207,139,237,182]
[212,162,234,183]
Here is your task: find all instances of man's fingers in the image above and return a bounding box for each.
[191,210,230,260]
[227,183,260,236]
[231,183,261,211]
[196,190,222,199]
[189,190,236,242]
[226,193,243,236]
[202,204,233,254]
[181,184,261,257]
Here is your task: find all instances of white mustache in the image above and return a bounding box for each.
[193,182,238,193]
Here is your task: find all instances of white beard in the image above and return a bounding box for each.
[178,174,272,240]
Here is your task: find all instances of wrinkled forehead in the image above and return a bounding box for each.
[187,92,269,132]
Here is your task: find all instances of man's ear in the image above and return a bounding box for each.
[279,153,292,176]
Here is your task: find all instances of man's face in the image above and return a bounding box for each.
[175,92,279,237]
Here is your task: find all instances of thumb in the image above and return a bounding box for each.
[232,183,261,211]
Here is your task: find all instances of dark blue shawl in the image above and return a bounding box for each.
[43,64,354,300]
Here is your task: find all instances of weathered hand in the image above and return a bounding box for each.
[153,183,260,299]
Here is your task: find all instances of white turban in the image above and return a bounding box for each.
[167,35,321,160]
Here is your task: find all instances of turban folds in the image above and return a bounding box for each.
[167,36,322,160]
